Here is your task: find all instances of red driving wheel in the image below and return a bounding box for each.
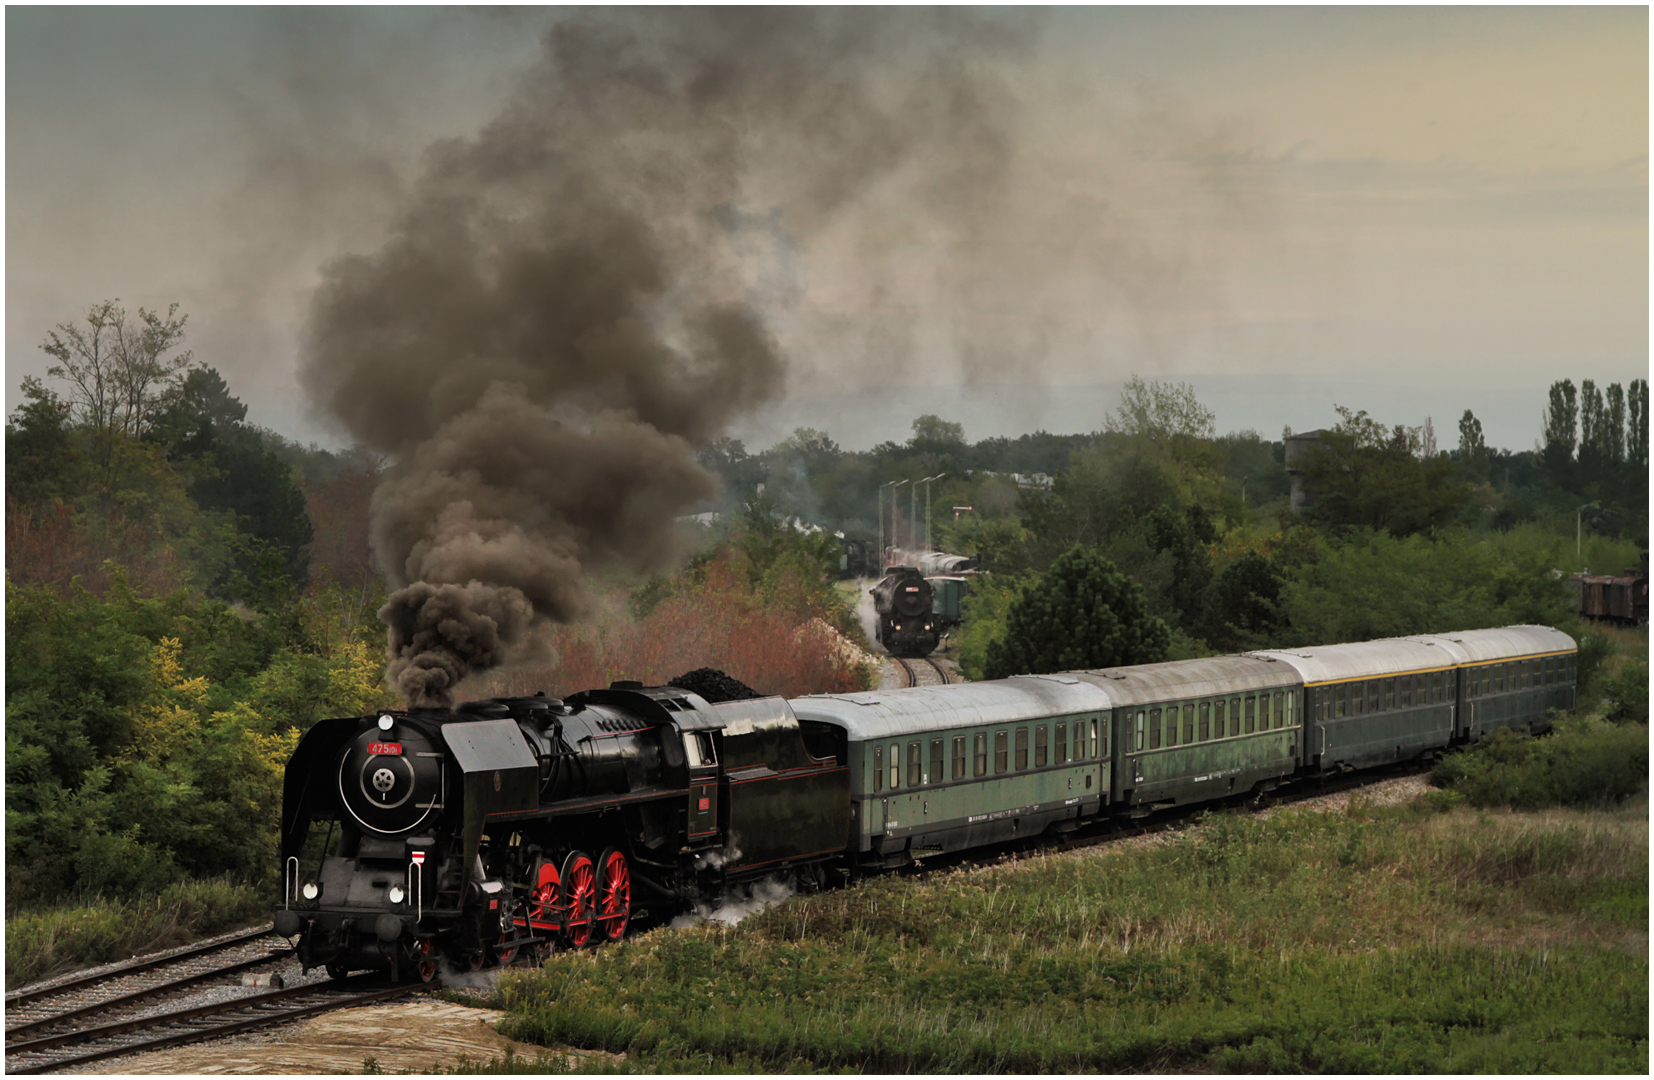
[526,858,561,957]
[492,933,518,967]
[561,850,595,948]
[596,847,631,942]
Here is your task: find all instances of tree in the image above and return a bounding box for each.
[1578,379,1604,474]
[1603,382,1626,464]
[1141,504,1212,631]
[39,300,192,491]
[1456,409,1489,483]
[151,366,314,589]
[6,377,81,505]
[1541,379,1578,485]
[1103,375,1219,497]
[1293,406,1469,537]
[1629,379,1649,469]
[982,545,1170,678]
[909,414,964,448]
[1204,552,1287,652]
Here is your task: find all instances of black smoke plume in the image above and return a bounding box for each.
[301,10,1033,704]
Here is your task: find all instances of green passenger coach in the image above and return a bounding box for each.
[791,677,1114,866]
[792,625,1576,871]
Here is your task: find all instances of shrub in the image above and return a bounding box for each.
[1431,721,1648,810]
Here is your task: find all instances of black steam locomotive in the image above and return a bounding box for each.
[869,556,978,657]
[274,687,846,981]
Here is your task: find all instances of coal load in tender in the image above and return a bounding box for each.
[669,668,761,703]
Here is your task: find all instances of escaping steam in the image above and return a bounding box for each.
[300,10,1036,703]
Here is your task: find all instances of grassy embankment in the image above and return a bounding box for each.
[4,877,271,990]
[456,703,1647,1074]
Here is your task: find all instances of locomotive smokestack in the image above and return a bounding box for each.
[299,10,1032,704]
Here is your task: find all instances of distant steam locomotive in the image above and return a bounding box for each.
[869,553,979,658]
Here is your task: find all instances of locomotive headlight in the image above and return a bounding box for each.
[302,881,321,901]
[388,885,406,904]
[377,714,395,731]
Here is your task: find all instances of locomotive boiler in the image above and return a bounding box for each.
[273,687,848,981]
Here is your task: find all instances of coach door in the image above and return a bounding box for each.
[684,730,720,840]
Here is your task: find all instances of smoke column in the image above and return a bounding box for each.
[300,10,1034,703]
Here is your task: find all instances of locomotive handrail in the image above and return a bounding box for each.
[284,856,299,910]
[408,859,422,922]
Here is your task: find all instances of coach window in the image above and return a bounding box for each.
[1212,699,1225,738]
[1015,728,1029,770]
[889,744,901,789]
[994,731,1008,773]
[1267,692,1280,729]
[1435,671,1446,702]
[1242,696,1254,733]
[908,742,923,787]
[1055,722,1068,764]
[1147,709,1161,750]
[1036,725,1050,766]
[1198,701,1211,741]
[1285,691,1295,725]
[952,736,966,780]
[930,739,945,785]
[1165,707,1178,747]
[974,732,988,776]
[1183,704,1196,742]
[1072,720,1086,760]
[1095,717,1105,757]
[873,746,883,792]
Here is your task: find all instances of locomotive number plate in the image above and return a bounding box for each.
[368,742,403,756]
[904,586,920,592]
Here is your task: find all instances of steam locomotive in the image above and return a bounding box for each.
[275,624,1575,981]
[869,554,979,657]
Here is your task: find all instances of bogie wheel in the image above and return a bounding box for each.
[413,938,438,983]
[596,847,632,942]
[561,850,596,948]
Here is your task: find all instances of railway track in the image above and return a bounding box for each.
[893,655,952,688]
[3,922,442,1074]
[5,972,427,1074]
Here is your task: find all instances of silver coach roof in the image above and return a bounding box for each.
[1412,625,1577,663]
[1069,654,1299,707]
[791,676,1114,742]
[1247,637,1465,685]
[1248,625,1575,685]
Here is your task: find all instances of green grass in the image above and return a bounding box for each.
[4,876,271,989]
[468,797,1647,1073]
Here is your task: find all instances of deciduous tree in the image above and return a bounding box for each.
[983,545,1169,677]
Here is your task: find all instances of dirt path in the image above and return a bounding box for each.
[73,999,612,1075]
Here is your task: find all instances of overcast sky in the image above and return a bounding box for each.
[7,7,1646,453]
